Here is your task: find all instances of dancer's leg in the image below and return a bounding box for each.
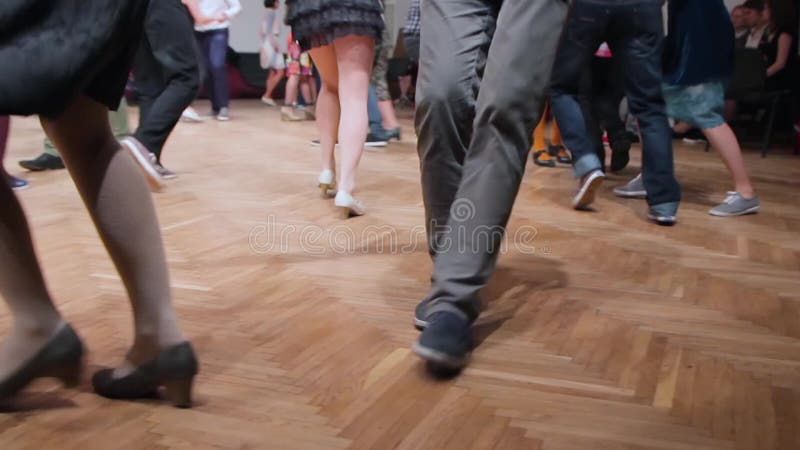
[331,35,374,194]
[0,115,63,382]
[41,96,185,371]
[308,46,340,174]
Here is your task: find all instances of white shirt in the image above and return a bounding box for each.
[194,0,242,32]
[745,25,766,49]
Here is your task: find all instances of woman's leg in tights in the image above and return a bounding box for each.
[0,116,64,383]
[41,96,185,373]
[309,46,341,175]
[331,35,374,194]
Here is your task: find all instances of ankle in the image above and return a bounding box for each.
[736,186,755,198]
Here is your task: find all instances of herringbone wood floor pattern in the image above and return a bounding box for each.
[2,101,799,450]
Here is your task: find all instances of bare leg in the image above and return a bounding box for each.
[331,35,374,194]
[41,96,185,373]
[284,74,299,106]
[673,121,692,134]
[703,123,755,197]
[299,76,314,104]
[378,100,400,130]
[398,75,412,99]
[0,115,63,382]
[264,68,284,99]
[309,46,341,175]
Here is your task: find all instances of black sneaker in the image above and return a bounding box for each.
[19,153,65,171]
[414,301,430,330]
[412,312,472,371]
[365,133,388,147]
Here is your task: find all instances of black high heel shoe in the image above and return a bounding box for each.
[91,342,198,408]
[0,324,84,400]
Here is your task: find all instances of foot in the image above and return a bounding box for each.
[551,145,572,164]
[412,312,472,371]
[0,323,84,400]
[681,129,708,145]
[261,96,277,106]
[414,300,430,331]
[573,170,605,210]
[709,191,760,217]
[334,191,365,218]
[613,173,647,199]
[365,133,388,148]
[120,137,165,192]
[92,341,198,408]
[281,107,305,122]
[154,162,177,180]
[532,150,556,167]
[18,153,65,171]
[385,127,402,141]
[6,174,29,191]
[216,107,230,122]
[181,108,204,123]
[647,203,678,226]
[318,169,336,198]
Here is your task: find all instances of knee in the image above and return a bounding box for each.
[416,76,473,124]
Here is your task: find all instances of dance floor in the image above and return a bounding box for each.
[2,100,799,449]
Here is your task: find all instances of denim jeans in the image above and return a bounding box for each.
[368,84,387,140]
[196,28,230,112]
[550,0,681,210]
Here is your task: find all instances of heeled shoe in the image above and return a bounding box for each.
[91,342,198,408]
[334,191,365,218]
[318,170,336,198]
[0,324,84,400]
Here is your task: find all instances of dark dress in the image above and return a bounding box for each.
[284,0,385,51]
[0,0,148,118]
[759,26,798,92]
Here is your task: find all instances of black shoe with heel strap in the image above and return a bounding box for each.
[0,324,84,400]
[91,342,198,408]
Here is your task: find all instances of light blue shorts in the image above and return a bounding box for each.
[663,82,726,130]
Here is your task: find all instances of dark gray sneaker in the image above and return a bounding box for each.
[709,192,759,217]
[573,170,605,210]
[647,203,678,226]
[412,312,472,371]
[414,301,429,330]
[121,137,164,191]
[613,173,647,199]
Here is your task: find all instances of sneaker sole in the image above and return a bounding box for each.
[709,205,759,217]
[364,141,388,148]
[647,214,677,226]
[573,172,605,210]
[412,342,469,370]
[11,183,30,191]
[414,317,428,331]
[121,139,164,192]
[614,189,647,199]
[19,162,63,172]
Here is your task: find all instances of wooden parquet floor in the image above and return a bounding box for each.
[2,100,799,450]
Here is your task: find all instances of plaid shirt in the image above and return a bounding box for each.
[403,0,421,36]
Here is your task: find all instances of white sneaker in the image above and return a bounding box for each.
[120,137,164,192]
[261,96,277,106]
[181,107,204,123]
[334,191,365,218]
[318,170,336,198]
[572,170,605,210]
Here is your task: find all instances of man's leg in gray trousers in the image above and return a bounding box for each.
[415,0,497,257]
[420,0,569,323]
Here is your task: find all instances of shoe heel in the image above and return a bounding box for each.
[319,183,332,198]
[54,360,83,388]
[163,377,194,408]
[339,206,351,219]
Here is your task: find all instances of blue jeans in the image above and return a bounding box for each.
[550,0,680,210]
[368,84,387,139]
[195,28,230,112]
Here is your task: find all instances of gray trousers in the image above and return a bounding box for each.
[416,0,568,322]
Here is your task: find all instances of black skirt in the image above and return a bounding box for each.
[0,0,148,118]
[285,0,385,51]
